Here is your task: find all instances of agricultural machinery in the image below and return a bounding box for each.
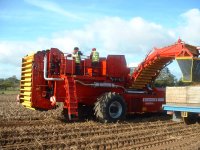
[19,39,199,122]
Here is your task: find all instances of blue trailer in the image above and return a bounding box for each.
[163,86,200,124]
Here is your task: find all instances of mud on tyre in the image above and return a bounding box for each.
[94,92,127,123]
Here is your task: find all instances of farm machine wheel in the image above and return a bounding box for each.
[94,92,127,123]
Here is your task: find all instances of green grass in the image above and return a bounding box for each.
[0,90,19,95]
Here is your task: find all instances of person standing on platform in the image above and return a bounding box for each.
[72,47,83,75]
[90,48,99,76]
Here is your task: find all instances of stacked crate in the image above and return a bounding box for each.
[166,86,200,105]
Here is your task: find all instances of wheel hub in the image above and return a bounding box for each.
[109,101,122,119]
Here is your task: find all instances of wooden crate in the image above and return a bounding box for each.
[187,86,200,103]
[166,87,187,103]
[166,86,200,104]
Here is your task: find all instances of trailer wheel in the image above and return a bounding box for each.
[94,92,127,123]
[183,113,197,125]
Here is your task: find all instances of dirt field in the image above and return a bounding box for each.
[0,95,200,150]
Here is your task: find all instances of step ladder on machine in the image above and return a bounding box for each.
[64,76,78,120]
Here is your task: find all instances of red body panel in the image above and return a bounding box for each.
[123,88,165,113]
[31,52,53,109]
[106,55,130,78]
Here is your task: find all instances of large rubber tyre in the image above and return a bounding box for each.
[183,113,198,125]
[94,92,127,123]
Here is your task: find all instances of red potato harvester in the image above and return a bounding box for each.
[19,39,200,122]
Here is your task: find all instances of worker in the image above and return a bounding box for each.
[71,47,83,75]
[90,48,99,76]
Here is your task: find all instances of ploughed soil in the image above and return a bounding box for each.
[0,94,200,150]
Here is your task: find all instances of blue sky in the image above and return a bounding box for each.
[1,0,199,40]
[0,0,200,79]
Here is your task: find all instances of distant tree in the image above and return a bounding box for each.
[154,67,177,87]
[2,81,13,90]
[0,75,20,90]
[7,75,18,83]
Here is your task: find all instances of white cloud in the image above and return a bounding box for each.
[128,62,139,68]
[178,8,200,45]
[51,16,175,57]
[1,8,200,78]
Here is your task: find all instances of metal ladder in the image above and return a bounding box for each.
[64,76,78,120]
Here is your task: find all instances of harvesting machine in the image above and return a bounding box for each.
[19,39,200,122]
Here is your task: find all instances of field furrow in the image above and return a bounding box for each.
[0,95,200,150]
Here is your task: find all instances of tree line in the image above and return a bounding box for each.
[154,67,192,87]
[0,75,20,90]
